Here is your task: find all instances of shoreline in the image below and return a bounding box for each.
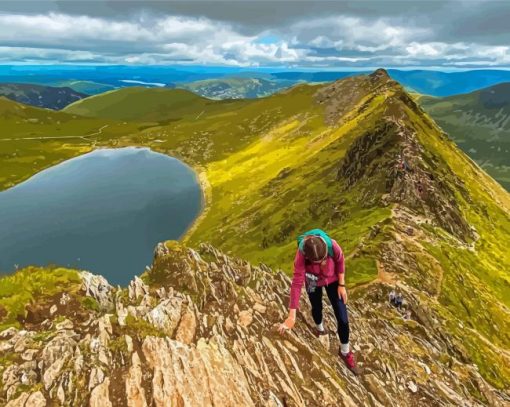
[180,164,212,244]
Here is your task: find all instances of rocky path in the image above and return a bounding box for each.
[1,241,508,406]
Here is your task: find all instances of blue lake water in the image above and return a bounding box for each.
[0,147,202,285]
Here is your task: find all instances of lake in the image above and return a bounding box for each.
[0,147,203,285]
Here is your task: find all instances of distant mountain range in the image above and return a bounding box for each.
[2,65,510,98]
[0,83,86,110]
[178,77,291,99]
[419,82,510,190]
[388,69,510,97]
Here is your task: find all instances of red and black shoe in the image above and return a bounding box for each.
[339,350,361,375]
[311,326,329,337]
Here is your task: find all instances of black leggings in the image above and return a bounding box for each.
[307,281,350,344]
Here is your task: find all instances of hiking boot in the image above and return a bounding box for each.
[311,326,329,337]
[339,350,360,375]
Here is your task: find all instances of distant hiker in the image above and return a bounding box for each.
[389,289,396,304]
[403,159,411,172]
[395,293,403,310]
[60,292,70,306]
[416,179,423,193]
[277,229,359,374]
[403,310,412,320]
[395,156,408,179]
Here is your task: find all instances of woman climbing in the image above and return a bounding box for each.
[277,229,358,374]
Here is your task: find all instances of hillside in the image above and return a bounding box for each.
[0,97,141,189]
[1,70,509,405]
[63,87,219,122]
[0,83,86,109]
[419,83,510,190]
[178,77,291,99]
[0,96,71,121]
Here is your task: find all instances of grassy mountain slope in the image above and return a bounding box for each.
[1,70,509,392]
[63,87,218,122]
[419,83,510,190]
[0,83,86,109]
[0,97,141,189]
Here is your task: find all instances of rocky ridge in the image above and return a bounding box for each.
[1,240,508,406]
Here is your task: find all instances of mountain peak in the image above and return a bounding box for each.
[314,68,399,125]
[369,68,391,81]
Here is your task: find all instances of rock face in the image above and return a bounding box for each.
[1,241,508,406]
[80,271,114,310]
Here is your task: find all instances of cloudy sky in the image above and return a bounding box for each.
[0,0,509,68]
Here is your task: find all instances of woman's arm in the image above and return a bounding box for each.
[278,250,305,334]
[332,240,345,276]
[289,249,306,309]
[333,240,347,303]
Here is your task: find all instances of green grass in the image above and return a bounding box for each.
[80,296,101,312]
[346,257,378,286]
[0,266,82,330]
[63,87,214,122]
[123,314,166,338]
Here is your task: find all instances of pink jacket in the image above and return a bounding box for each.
[289,239,345,309]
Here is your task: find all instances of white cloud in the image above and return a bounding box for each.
[406,42,445,57]
[291,16,429,52]
[0,46,102,63]
[0,13,151,44]
[0,11,508,67]
[404,42,510,65]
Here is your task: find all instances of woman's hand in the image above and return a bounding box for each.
[277,316,295,335]
[338,285,348,304]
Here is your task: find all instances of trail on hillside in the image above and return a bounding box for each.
[0,124,109,142]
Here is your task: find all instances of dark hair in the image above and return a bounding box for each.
[303,236,327,262]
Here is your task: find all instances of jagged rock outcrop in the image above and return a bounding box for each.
[1,241,508,406]
[80,271,114,310]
